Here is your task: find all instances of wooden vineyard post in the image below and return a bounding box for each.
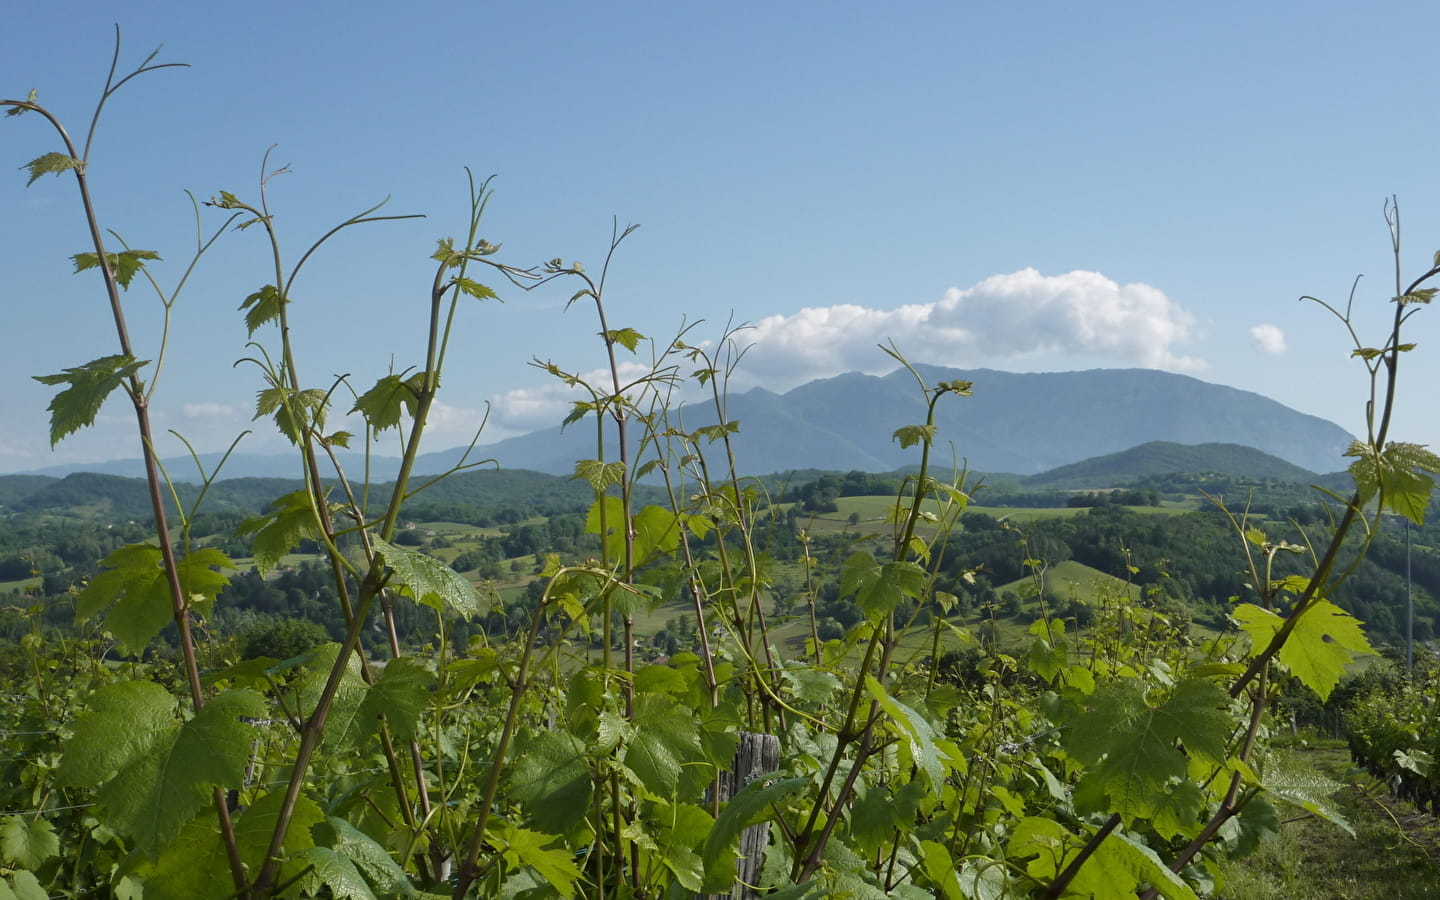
[703,732,781,900]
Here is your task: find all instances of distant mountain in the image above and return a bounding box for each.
[425,367,1354,477]
[9,366,1355,481]
[1022,442,1320,489]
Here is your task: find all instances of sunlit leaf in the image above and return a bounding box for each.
[240,284,284,336]
[72,249,161,289]
[374,537,482,618]
[33,354,147,446]
[1232,599,1373,701]
[23,151,81,185]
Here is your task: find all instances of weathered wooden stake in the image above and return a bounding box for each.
[703,731,780,900]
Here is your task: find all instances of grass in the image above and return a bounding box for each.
[994,559,1142,606]
[1217,741,1440,899]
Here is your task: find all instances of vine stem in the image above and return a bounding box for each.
[5,79,248,892]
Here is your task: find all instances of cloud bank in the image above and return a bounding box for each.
[482,269,1202,435]
[731,268,1202,391]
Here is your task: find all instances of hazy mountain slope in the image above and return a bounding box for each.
[10,366,1355,480]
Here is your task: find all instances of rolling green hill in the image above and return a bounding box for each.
[1022,441,1321,489]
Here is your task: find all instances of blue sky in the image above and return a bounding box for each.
[4,1,1440,475]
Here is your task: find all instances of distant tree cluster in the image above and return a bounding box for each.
[1064,488,1160,508]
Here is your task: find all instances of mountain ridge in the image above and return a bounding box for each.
[7,366,1354,481]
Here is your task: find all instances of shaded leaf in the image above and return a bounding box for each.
[701,776,809,891]
[58,683,265,857]
[354,656,435,742]
[236,489,327,576]
[0,817,57,870]
[508,730,593,835]
[893,424,937,449]
[1066,678,1231,825]
[625,693,703,797]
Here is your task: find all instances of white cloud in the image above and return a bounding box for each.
[183,401,244,418]
[467,270,1205,432]
[1250,323,1286,354]
[728,268,1203,391]
[489,360,662,434]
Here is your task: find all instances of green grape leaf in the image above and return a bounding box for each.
[1260,752,1352,834]
[604,327,645,352]
[57,683,265,857]
[0,816,58,870]
[1346,440,1440,525]
[23,151,81,185]
[1148,778,1206,842]
[649,801,713,891]
[33,354,147,446]
[239,284,285,336]
[1095,831,1200,900]
[1066,678,1231,825]
[1009,818,1198,900]
[1232,599,1373,701]
[633,504,682,562]
[702,776,810,891]
[584,495,627,562]
[781,664,841,705]
[316,817,415,898]
[293,846,377,899]
[291,644,367,748]
[134,812,231,900]
[354,656,434,742]
[76,544,233,653]
[351,371,433,433]
[840,553,927,622]
[236,489,326,576]
[624,693,703,797]
[508,730,593,835]
[452,276,497,300]
[1225,794,1281,858]
[254,385,328,443]
[234,790,326,875]
[3,870,46,900]
[5,90,37,117]
[893,424,937,449]
[865,677,942,787]
[374,538,482,618]
[574,459,626,494]
[920,839,967,900]
[493,822,583,898]
[71,248,161,289]
[75,542,166,652]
